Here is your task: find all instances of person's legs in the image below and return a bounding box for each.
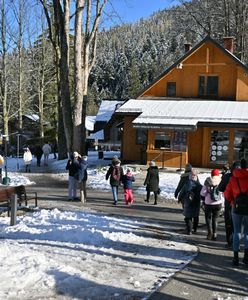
[129,189,134,204]
[232,212,243,266]
[124,189,129,204]
[212,205,221,240]
[205,205,212,239]
[145,190,150,202]
[153,191,158,205]
[193,216,199,233]
[184,217,192,234]
[79,181,86,202]
[68,176,74,200]
[224,199,233,246]
[243,215,248,265]
[72,178,78,199]
[111,186,118,204]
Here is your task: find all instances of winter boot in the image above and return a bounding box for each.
[243,249,248,265]
[212,233,217,241]
[207,230,213,240]
[233,251,239,267]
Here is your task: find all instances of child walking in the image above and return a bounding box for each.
[121,168,135,205]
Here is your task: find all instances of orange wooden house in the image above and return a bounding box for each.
[116,36,248,168]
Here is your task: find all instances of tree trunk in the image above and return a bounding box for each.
[73,0,84,152]
[1,0,9,139]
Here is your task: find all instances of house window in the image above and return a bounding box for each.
[234,131,248,161]
[167,82,176,97]
[136,129,147,145]
[198,76,218,97]
[154,132,171,149]
[210,130,229,164]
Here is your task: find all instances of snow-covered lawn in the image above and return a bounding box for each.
[0,151,208,299]
[0,209,197,299]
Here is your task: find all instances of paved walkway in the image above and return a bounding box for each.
[21,164,248,300]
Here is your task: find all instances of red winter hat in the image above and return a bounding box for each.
[211,169,220,177]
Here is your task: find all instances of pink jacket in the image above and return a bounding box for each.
[200,175,224,205]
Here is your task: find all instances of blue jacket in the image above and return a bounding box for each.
[78,160,88,181]
[121,172,135,189]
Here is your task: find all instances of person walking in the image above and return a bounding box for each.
[78,155,88,203]
[106,158,124,205]
[23,147,32,172]
[218,161,241,248]
[144,161,159,205]
[179,169,202,234]
[34,145,43,167]
[42,142,52,166]
[174,163,193,207]
[224,158,248,267]
[121,168,135,205]
[200,169,223,240]
[66,152,80,201]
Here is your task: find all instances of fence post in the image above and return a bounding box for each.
[10,194,17,226]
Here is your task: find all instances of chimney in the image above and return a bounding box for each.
[184,43,192,53]
[223,37,234,53]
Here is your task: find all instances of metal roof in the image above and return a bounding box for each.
[116,99,248,130]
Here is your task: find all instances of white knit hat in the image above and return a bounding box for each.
[73,151,79,158]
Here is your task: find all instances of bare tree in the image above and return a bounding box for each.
[40,0,108,154]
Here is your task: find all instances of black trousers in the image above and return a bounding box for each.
[185,217,199,233]
[205,204,222,234]
[224,199,233,244]
[146,191,158,202]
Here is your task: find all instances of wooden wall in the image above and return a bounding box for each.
[188,128,203,167]
[122,116,143,161]
[141,42,239,100]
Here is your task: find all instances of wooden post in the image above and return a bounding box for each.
[10,194,17,226]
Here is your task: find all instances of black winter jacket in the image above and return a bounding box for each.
[144,166,159,192]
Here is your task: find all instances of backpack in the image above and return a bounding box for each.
[209,185,220,201]
[233,178,248,215]
[112,166,121,181]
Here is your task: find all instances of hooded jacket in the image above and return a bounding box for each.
[200,175,223,205]
[121,171,135,189]
[224,168,248,206]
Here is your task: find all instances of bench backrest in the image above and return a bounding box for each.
[0,187,16,202]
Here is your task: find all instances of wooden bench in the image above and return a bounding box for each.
[0,185,38,216]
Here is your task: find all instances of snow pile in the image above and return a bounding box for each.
[0,209,197,299]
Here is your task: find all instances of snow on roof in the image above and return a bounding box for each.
[87,129,104,140]
[95,100,124,122]
[85,116,96,131]
[117,99,248,129]
[24,114,39,122]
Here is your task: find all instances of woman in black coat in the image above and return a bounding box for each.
[180,169,202,234]
[144,161,159,205]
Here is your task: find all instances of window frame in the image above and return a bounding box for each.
[136,128,148,145]
[198,75,219,98]
[166,82,176,97]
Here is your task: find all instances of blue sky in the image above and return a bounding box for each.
[104,0,180,27]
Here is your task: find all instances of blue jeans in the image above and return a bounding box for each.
[232,211,248,252]
[111,186,119,203]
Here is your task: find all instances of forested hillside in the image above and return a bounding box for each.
[88,0,248,113]
[1,0,248,152]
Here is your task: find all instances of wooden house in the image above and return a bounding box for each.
[116,36,248,168]
[93,100,124,150]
